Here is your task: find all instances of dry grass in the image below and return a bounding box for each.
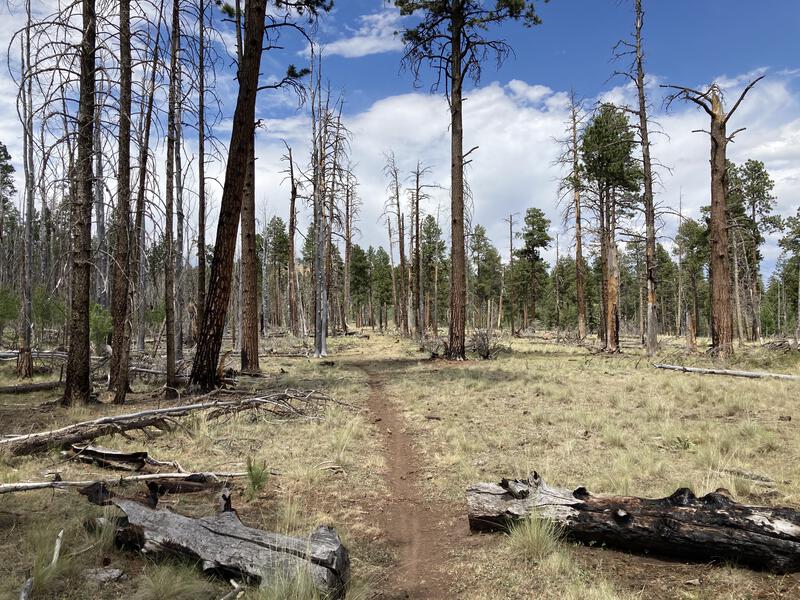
[2,333,800,598]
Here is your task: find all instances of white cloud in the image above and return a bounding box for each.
[248,73,800,278]
[320,7,403,59]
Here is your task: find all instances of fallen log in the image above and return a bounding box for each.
[653,363,800,381]
[0,389,329,456]
[111,499,349,596]
[68,443,184,472]
[466,472,800,573]
[0,380,63,395]
[0,471,247,495]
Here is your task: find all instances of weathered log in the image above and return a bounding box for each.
[653,363,800,381]
[0,380,63,395]
[0,389,328,456]
[67,443,186,473]
[467,473,800,573]
[0,472,246,495]
[112,499,349,596]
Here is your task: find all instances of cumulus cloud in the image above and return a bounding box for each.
[249,73,800,276]
[320,8,404,59]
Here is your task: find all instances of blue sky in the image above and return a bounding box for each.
[0,0,798,275]
[314,0,800,114]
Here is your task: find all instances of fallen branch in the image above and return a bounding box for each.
[0,389,330,456]
[110,497,349,597]
[0,381,63,395]
[653,363,800,381]
[67,444,185,472]
[0,472,247,495]
[466,472,800,573]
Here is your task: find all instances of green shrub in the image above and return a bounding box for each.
[89,303,112,349]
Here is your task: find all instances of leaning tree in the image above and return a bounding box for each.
[394,0,544,359]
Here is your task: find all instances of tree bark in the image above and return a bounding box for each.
[467,474,800,573]
[709,92,734,357]
[62,0,96,406]
[447,3,466,359]
[109,0,132,398]
[569,101,586,342]
[240,141,260,372]
[109,499,349,596]
[190,0,266,388]
[17,5,34,378]
[164,0,180,396]
[197,0,207,327]
[287,146,299,336]
[635,0,658,356]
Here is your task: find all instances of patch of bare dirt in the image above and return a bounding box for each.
[359,362,473,599]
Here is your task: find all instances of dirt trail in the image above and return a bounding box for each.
[360,363,469,599]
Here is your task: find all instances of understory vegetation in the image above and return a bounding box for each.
[2,334,799,599]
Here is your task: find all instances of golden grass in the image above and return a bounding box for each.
[1,334,799,598]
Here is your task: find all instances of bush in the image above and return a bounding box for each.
[89,303,112,350]
[33,285,64,331]
[0,286,19,335]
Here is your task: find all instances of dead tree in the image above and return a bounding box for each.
[384,152,408,335]
[164,0,181,396]
[662,76,764,357]
[62,0,97,406]
[109,0,132,395]
[17,1,34,378]
[556,92,587,341]
[284,143,300,337]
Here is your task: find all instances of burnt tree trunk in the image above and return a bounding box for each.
[164,0,180,396]
[287,146,299,336]
[467,473,800,573]
[109,0,132,394]
[190,0,266,388]
[62,0,96,406]
[635,0,658,356]
[240,141,260,373]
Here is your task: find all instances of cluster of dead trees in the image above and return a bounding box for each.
[0,0,796,414]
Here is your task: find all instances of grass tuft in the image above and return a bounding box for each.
[133,562,215,600]
[508,516,563,563]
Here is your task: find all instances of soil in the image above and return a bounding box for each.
[359,361,473,599]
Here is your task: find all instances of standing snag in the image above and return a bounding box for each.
[662,76,764,357]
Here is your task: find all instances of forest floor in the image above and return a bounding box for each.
[1,332,800,599]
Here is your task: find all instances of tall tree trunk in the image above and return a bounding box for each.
[190,0,265,387]
[569,100,586,342]
[197,0,207,327]
[413,166,423,341]
[134,17,162,354]
[733,234,745,346]
[17,6,34,378]
[343,182,352,332]
[175,49,185,361]
[635,0,658,355]
[709,90,734,357]
[62,0,96,406]
[240,142,260,372]
[93,84,107,307]
[388,220,398,329]
[164,0,180,396]
[110,0,132,400]
[286,146,298,336]
[447,2,466,359]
